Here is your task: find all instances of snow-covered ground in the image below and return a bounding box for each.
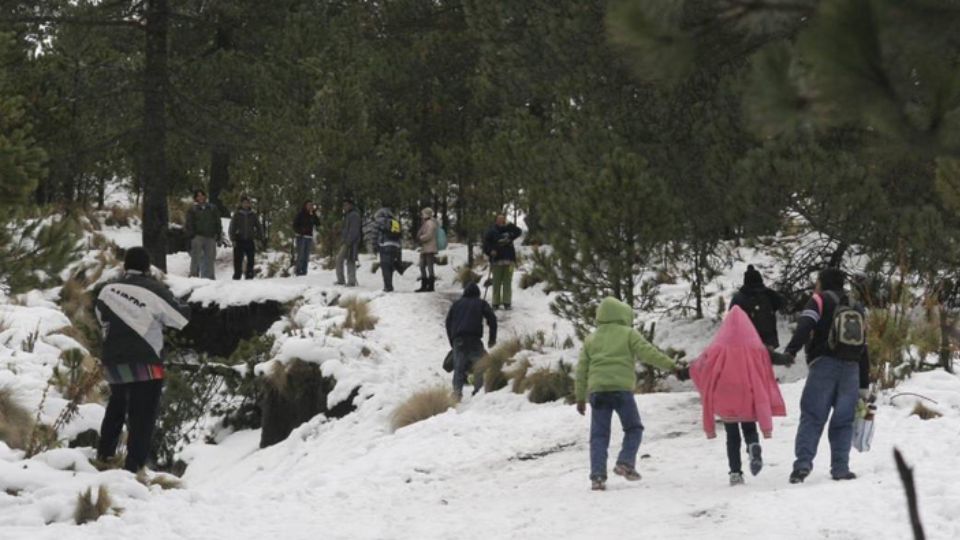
[1,226,958,539]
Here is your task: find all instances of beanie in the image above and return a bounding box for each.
[124,247,151,273]
[744,264,763,287]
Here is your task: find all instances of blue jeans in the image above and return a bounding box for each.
[793,356,859,476]
[589,391,644,480]
[295,235,313,276]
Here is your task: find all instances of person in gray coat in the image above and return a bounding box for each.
[335,198,362,286]
[228,195,262,280]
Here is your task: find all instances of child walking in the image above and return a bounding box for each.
[683,306,788,485]
[575,297,676,491]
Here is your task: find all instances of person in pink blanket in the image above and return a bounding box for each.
[678,305,788,486]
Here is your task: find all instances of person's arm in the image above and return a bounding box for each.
[729,292,744,312]
[185,207,196,238]
[770,289,788,312]
[151,280,191,329]
[292,212,302,234]
[228,215,238,241]
[482,228,494,255]
[507,223,522,240]
[482,301,497,346]
[629,329,676,371]
[216,208,224,236]
[350,213,363,244]
[445,306,455,347]
[783,296,821,357]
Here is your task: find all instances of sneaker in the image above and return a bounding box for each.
[789,468,810,484]
[831,471,857,481]
[591,478,607,491]
[729,472,745,486]
[613,463,642,481]
[748,443,763,476]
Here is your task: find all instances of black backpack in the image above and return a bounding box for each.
[739,290,777,345]
[821,291,867,361]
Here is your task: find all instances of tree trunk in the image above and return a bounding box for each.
[97,176,106,209]
[141,0,170,271]
[939,303,954,373]
[210,148,231,216]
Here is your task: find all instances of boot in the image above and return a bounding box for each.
[426,277,436,292]
[415,277,429,293]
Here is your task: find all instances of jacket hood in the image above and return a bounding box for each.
[374,208,392,220]
[711,306,765,349]
[595,297,633,326]
[463,282,481,298]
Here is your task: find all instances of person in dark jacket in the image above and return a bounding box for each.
[184,189,222,279]
[723,264,791,483]
[292,200,320,276]
[94,247,191,472]
[782,268,871,484]
[445,282,497,400]
[374,206,403,292]
[335,198,362,286]
[482,214,522,309]
[228,195,262,280]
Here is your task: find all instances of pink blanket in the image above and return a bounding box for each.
[690,306,787,439]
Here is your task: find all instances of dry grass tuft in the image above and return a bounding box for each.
[0,387,34,450]
[104,206,138,228]
[390,387,456,432]
[453,264,483,286]
[74,485,115,525]
[136,469,183,490]
[911,401,943,420]
[473,339,522,392]
[340,296,378,334]
[517,365,574,404]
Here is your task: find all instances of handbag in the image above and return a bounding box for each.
[442,350,454,373]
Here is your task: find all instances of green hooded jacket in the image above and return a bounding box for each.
[575,297,675,402]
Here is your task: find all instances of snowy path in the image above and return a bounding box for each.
[4,246,960,539]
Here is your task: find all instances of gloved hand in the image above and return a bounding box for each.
[576,401,586,416]
[674,366,690,381]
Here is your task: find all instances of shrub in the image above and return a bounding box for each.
[911,401,943,420]
[0,386,34,450]
[104,206,137,228]
[474,339,522,392]
[74,485,115,525]
[340,296,378,334]
[518,364,575,404]
[519,272,544,290]
[390,387,455,432]
[453,264,482,286]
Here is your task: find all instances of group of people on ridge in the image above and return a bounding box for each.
[573,265,870,491]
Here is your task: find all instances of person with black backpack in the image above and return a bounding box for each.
[374,206,405,292]
[782,268,871,484]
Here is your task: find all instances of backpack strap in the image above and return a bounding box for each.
[821,289,843,307]
[812,293,824,316]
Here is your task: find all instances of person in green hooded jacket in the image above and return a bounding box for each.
[575,296,676,491]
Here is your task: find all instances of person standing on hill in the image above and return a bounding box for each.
[335,198,362,287]
[783,268,871,484]
[292,200,320,276]
[374,206,403,292]
[184,189,222,279]
[483,214,522,310]
[720,264,791,483]
[94,247,191,473]
[228,195,262,280]
[445,281,497,400]
[416,207,438,292]
[575,297,676,491]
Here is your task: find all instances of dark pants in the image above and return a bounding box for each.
[380,246,399,291]
[97,379,164,473]
[589,391,644,480]
[233,239,255,280]
[419,252,436,280]
[794,356,859,476]
[452,336,485,397]
[725,421,759,474]
[295,235,313,276]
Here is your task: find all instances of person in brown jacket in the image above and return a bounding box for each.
[416,207,438,292]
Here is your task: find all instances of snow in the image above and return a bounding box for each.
[1,220,958,539]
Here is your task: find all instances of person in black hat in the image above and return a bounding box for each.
[335,198,361,287]
[783,267,871,484]
[730,265,787,349]
[93,247,191,472]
